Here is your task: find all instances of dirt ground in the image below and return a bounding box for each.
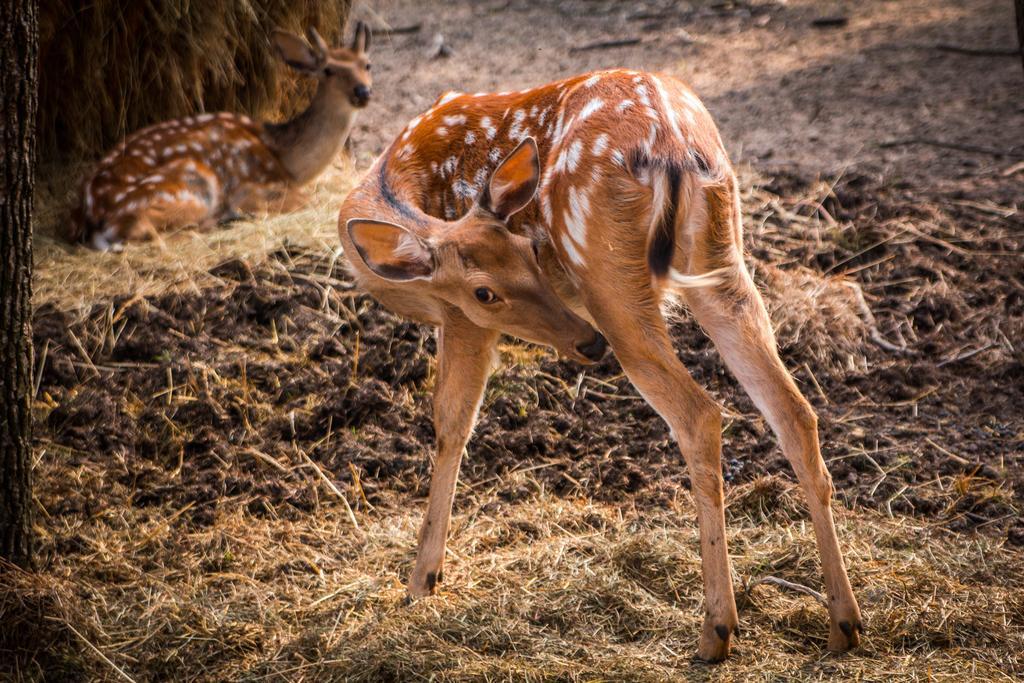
[6,0,1024,680]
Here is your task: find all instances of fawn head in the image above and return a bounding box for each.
[347,138,608,364]
[272,21,372,109]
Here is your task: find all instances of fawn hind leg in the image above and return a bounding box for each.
[580,280,739,662]
[682,266,863,651]
[677,175,862,650]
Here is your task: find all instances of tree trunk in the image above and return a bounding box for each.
[0,0,38,569]
[1016,0,1024,76]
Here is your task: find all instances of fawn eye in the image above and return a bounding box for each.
[365,63,372,71]
[474,287,498,304]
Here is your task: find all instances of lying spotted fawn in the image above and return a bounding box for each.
[70,22,372,250]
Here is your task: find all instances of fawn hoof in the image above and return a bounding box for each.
[697,617,738,663]
[406,570,443,600]
[828,615,864,652]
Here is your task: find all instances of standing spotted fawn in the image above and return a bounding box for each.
[338,69,863,662]
[70,22,372,250]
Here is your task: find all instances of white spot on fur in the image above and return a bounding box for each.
[453,178,474,199]
[441,156,458,177]
[611,149,625,167]
[438,91,460,105]
[651,75,683,141]
[465,130,477,144]
[561,233,585,266]
[541,190,554,225]
[443,114,467,126]
[565,139,583,173]
[592,134,609,156]
[565,185,590,246]
[584,74,601,88]
[644,122,659,155]
[435,127,449,137]
[578,98,604,121]
[508,109,530,142]
[636,83,651,106]
[680,89,704,112]
[480,116,497,140]
[473,166,489,193]
[488,148,503,164]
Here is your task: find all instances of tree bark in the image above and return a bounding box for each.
[0,0,38,568]
[1016,0,1024,76]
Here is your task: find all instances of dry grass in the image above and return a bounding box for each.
[37,0,353,165]
[3,472,1022,681]
[31,159,358,310]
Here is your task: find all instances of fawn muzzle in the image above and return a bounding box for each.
[575,332,608,363]
[351,84,371,107]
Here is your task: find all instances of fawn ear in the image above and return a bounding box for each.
[352,21,371,54]
[481,137,540,220]
[272,29,322,73]
[305,26,328,61]
[347,219,435,281]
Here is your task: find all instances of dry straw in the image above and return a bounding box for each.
[3,474,1022,681]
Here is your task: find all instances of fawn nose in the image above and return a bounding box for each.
[352,84,371,105]
[576,332,608,363]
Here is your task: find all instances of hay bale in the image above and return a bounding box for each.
[37,0,353,166]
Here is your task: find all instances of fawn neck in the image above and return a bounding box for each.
[264,82,356,185]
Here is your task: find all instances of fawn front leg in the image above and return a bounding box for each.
[407,315,499,599]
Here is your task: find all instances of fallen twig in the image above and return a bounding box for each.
[383,23,421,35]
[880,138,1024,158]
[63,622,138,683]
[298,449,360,531]
[746,575,828,608]
[811,16,848,28]
[934,44,1020,57]
[570,38,641,53]
[842,281,913,355]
